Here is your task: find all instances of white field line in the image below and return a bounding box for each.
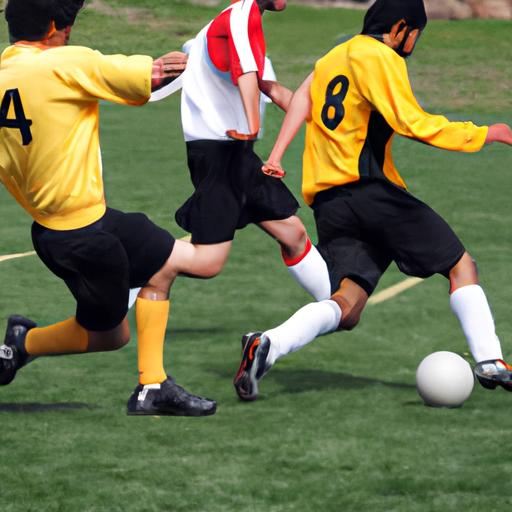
[0,251,36,263]
[0,249,423,305]
[368,277,424,305]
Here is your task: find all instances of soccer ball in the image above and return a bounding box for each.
[416,351,474,408]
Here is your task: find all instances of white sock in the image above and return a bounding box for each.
[450,284,503,363]
[283,239,331,301]
[264,300,341,365]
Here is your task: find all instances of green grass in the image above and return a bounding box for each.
[1,2,512,511]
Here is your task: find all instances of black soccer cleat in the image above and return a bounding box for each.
[473,359,512,392]
[233,332,271,401]
[0,315,37,386]
[126,376,217,416]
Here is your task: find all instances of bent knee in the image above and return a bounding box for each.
[279,219,308,253]
[196,260,224,279]
[288,220,308,247]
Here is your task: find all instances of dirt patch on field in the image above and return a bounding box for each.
[86,0,169,28]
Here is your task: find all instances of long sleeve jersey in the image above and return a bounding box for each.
[0,44,152,230]
[302,35,488,205]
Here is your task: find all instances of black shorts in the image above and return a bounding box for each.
[31,208,175,331]
[175,140,300,244]
[312,179,465,296]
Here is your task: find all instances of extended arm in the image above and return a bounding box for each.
[151,51,188,92]
[352,46,488,152]
[262,72,314,178]
[258,78,293,112]
[228,74,295,141]
[485,124,512,145]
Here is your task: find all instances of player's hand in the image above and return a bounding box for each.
[157,51,187,77]
[486,123,512,146]
[152,51,187,90]
[262,161,286,178]
[226,130,258,141]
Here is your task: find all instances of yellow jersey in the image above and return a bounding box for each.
[0,44,152,230]
[303,35,488,205]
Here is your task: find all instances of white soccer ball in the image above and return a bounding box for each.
[416,351,474,408]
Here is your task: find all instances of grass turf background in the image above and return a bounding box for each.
[0,2,511,510]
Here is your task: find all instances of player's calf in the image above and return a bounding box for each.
[331,279,368,331]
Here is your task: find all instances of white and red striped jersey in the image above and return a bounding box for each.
[181,0,266,141]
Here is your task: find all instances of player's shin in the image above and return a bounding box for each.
[282,238,331,301]
[135,297,169,385]
[449,284,503,362]
[265,299,341,365]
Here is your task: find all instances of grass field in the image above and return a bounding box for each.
[1,1,512,511]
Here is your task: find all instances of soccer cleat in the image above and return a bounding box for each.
[233,332,271,401]
[473,359,512,392]
[126,376,217,416]
[0,315,37,386]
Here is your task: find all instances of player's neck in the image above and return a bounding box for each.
[13,24,69,51]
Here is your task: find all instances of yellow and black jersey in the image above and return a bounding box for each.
[0,44,152,230]
[302,35,488,205]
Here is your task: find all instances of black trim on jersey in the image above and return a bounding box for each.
[358,111,394,179]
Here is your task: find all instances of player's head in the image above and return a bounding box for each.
[256,0,287,13]
[53,0,85,30]
[5,0,84,44]
[361,0,427,57]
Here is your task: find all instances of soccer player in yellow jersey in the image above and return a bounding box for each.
[0,0,219,416]
[234,0,512,401]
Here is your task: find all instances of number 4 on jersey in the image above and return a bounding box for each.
[0,89,33,145]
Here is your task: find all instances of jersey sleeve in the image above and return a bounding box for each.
[350,43,488,152]
[61,48,152,106]
[228,0,266,85]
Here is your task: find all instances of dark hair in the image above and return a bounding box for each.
[5,0,84,42]
[362,0,427,35]
[53,0,85,30]
[5,0,55,42]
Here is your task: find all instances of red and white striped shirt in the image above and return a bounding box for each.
[181,0,266,141]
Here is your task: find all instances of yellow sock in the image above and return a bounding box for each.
[136,297,169,385]
[25,317,89,356]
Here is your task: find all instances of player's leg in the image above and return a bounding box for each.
[258,216,331,301]
[239,142,330,301]
[0,217,135,385]
[376,181,509,389]
[99,211,217,416]
[234,185,388,401]
[265,278,367,365]
[234,278,369,401]
[130,238,232,387]
[0,315,131,386]
[447,252,510,390]
[166,239,232,278]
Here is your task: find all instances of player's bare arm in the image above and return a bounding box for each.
[485,123,512,146]
[151,51,187,91]
[258,78,293,112]
[262,72,314,178]
[226,71,260,141]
